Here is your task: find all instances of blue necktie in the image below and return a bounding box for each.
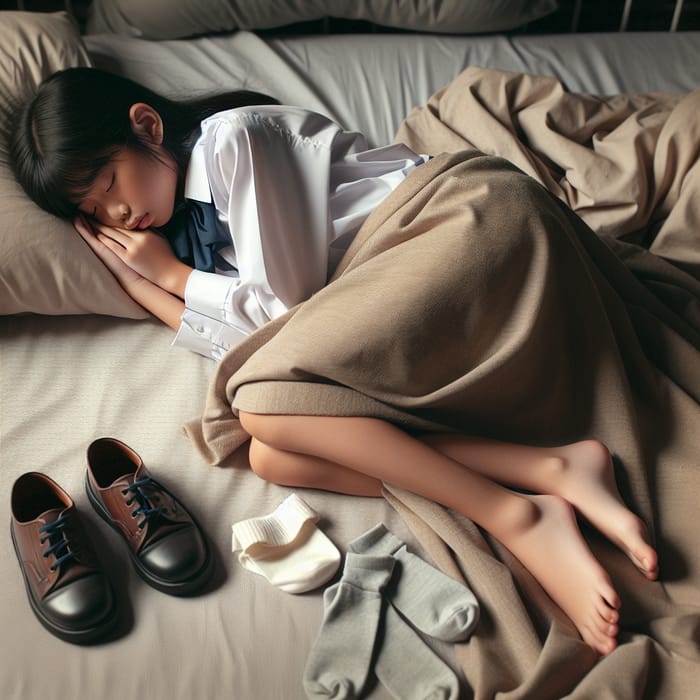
[159,199,235,273]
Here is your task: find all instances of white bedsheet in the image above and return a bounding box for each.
[85,30,700,147]
[3,28,700,700]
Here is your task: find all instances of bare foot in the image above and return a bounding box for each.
[501,493,621,655]
[554,440,658,580]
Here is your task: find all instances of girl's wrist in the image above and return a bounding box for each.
[123,275,185,331]
[162,261,192,299]
[123,274,155,299]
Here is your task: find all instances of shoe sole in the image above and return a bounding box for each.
[10,524,118,645]
[85,473,213,596]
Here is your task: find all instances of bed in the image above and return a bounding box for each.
[1,3,699,699]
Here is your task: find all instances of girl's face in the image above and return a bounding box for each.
[78,102,178,229]
[78,145,178,230]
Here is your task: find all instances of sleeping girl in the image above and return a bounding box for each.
[10,66,658,656]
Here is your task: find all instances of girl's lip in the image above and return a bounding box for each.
[129,213,150,230]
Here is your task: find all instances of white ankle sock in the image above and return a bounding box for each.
[232,493,341,594]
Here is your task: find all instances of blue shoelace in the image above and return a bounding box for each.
[38,514,76,571]
[121,477,167,529]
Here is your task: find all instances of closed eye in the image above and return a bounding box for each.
[106,172,115,192]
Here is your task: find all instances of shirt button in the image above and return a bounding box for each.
[196,325,205,333]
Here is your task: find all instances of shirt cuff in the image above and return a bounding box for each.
[185,269,236,321]
[172,309,250,361]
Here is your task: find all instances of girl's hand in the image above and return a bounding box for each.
[74,215,186,328]
[87,221,192,298]
[74,215,144,291]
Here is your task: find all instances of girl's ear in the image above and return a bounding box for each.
[128,103,164,144]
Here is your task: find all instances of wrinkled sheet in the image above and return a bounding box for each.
[187,105,700,696]
[396,66,700,282]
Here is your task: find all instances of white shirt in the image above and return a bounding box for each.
[171,105,425,361]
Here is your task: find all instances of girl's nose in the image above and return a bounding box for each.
[109,202,130,223]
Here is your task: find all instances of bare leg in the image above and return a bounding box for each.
[240,412,620,655]
[249,438,382,497]
[420,434,658,579]
[251,430,657,579]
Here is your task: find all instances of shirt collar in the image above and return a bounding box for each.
[183,141,212,203]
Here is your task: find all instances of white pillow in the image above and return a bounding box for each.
[86,0,558,39]
[0,11,147,317]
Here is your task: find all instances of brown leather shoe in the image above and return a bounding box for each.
[10,472,118,644]
[85,437,212,596]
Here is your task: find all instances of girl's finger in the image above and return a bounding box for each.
[97,232,124,256]
[77,213,99,235]
[94,223,130,247]
[73,215,89,233]
[75,222,100,249]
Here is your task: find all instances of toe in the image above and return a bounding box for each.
[595,597,619,624]
[582,620,616,656]
[599,634,617,655]
[626,521,658,578]
[641,549,659,580]
[600,582,621,610]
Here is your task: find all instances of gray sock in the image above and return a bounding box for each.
[348,524,479,642]
[303,553,394,699]
[375,603,460,700]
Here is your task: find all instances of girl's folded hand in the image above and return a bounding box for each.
[74,214,144,290]
[82,220,192,298]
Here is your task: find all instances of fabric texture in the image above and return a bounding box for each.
[395,66,700,281]
[86,0,557,40]
[185,111,700,696]
[304,549,462,700]
[303,553,395,699]
[231,493,341,593]
[348,524,479,643]
[0,11,147,318]
[374,603,460,700]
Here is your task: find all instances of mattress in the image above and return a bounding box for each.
[2,27,699,700]
[84,30,700,148]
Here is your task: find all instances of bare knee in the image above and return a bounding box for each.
[239,411,290,449]
[248,437,284,484]
[247,437,329,491]
[239,411,266,439]
[248,437,323,489]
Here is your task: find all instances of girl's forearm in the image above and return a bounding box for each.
[160,259,192,299]
[125,277,185,331]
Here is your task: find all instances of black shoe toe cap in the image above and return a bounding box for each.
[140,526,209,586]
[43,573,115,631]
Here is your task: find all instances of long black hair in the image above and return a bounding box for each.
[9,67,279,219]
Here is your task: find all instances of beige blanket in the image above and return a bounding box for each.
[187,69,700,698]
[396,66,700,283]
